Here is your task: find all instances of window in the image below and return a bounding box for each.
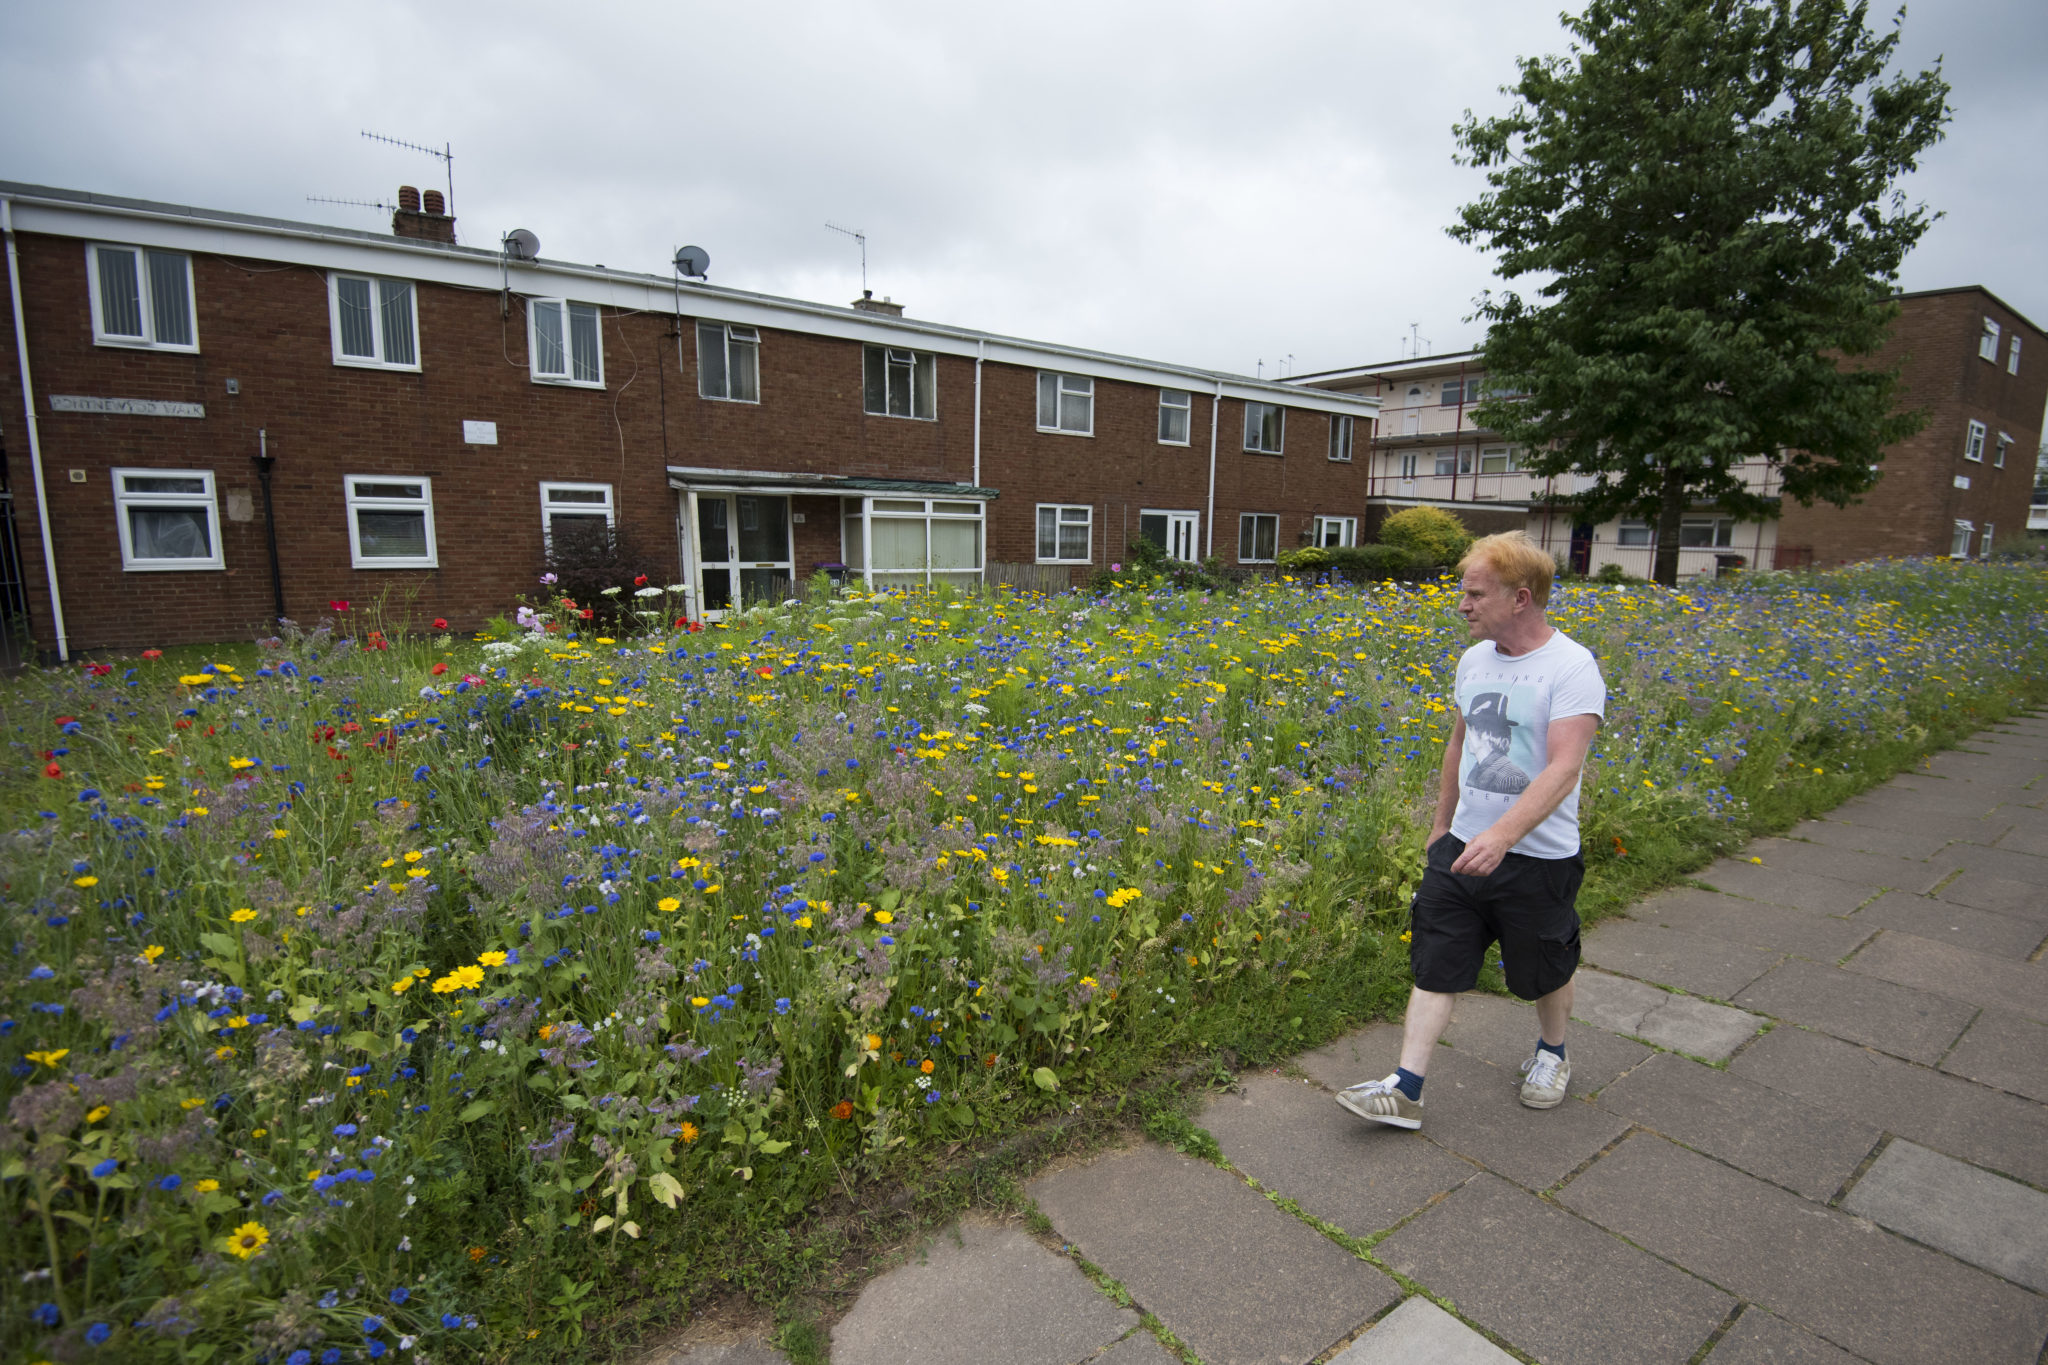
[344,477,436,569]
[327,273,418,370]
[697,322,760,402]
[1238,513,1279,562]
[2009,335,2023,375]
[88,244,196,351]
[1036,372,1094,434]
[1479,446,1517,473]
[846,497,984,588]
[1036,504,1092,562]
[1979,318,2001,363]
[529,299,602,386]
[1679,516,1735,548]
[1329,414,1354,462]
[1995,433,2011,468]
[1964,420,1986,462]
[1982,523,1995,558]
[864,345,936,419]
[112,469,221,571]
[540,482,614,554]
[1951,520,1973,559]
[1314,516,1357,548]
[1158,389,1191,445]
[1617,519,1653,547]
[1244,402,1285,454]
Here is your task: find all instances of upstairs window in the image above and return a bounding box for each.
[2010,335,2023,375]
[1329,414,1354,462]
[697,322,760,402]
[1980,317,2001,363]
[1995,432,2011,468]
[1244,402,1284,454]
[1964,420,1986,462]
[1037,372,1094,434]
[89,244,196,351]
[1479,445,1518,473]
[344,476,437,570]
[113,469,221,571]
[330,273,418,369]
[863,345,936,419]
[530,300,603,386]
[1158,389,1191,445]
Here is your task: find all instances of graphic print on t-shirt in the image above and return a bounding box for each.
[1463,691,1530,795]
[1451,631,1607,859]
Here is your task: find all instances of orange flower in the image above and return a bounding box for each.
[467,1246,488,1262]
[829,1101,854,1121]
[919,1059,935,1075]
[983,1053,999,1069]
[679,1122,700,1143]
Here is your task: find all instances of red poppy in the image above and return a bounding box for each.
[87,664,113,677]
[829,1100,854,1121]
[43,762,62,779]
[432,618,448,631]
[674,618,688,629]
[339,721,362,735]
[329,600,350,613]
[578,609,594,621]
[141,649,162,660]
[172,719,192,730]
[430,663,448,676]
[757,667,774,679]
[54,716,74,727]
[633,575,648,587]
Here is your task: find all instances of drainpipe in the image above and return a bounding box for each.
[253,429,285,625]
[1206,381,1221,558]
[972,339,984,489]
[2,197,67,661]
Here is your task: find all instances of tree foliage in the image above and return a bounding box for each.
[1378,506,1475,567]
[1451,0,1950,584]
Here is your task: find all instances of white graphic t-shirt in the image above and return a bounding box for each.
[1449,628,1606,859]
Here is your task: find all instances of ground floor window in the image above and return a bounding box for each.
[345,476,436,569]
[1951,520,1973,559]
[1036,504,1092,563]
[1679,516,1735,548]
[540,482,614,555]
[1982,522,1995,558]
[1239,513,1278,563]
[846,497,984,588]
[113,468,222,571]
[1314,515,1357,549]
[1617,519,1653,547]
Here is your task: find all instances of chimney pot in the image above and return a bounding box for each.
[422,189,445,216]
[851,293,905,317]
[398,185,422,212]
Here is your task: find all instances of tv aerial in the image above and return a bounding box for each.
[361,130,453,213]
[825,221,867,294]
[674,245,711,280]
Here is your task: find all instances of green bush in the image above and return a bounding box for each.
[1378,506,1474,568]
[1329,544,1416,583]
[1275,546,1333,575]
[1595,562,1641,583]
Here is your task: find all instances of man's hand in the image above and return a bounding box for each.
[1449,828,1511,877]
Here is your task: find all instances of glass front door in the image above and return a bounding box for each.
[694,494,791,618]
[1139,511,1199,562]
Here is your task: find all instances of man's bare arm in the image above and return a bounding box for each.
[1447,713,1600,877]
[1429,712,1465,844]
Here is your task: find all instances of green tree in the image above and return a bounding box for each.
[1451,0,1949,585]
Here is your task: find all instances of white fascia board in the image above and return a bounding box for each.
[8,191,1377,416]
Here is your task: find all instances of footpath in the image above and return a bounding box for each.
[650,717,2048,1365]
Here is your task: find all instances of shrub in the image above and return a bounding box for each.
[1275,546,1333,575]
[545,526,673,626]
[1378,507,1474,567]
[1595,561,1641,583]
[1329,544,1416,583]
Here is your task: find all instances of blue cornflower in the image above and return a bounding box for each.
[388,1287,409,1304]
[28,964,54,980]
[363,1315,384,1334]
[441,1314,463,1329]
[155,1174,182,1191]
[411,765,429,782]
[322,1348,343,1364]
[288,1352,312,1365]
[91,1158,119,1179]
[262,1189,284,1206]
[774,997,791,1015]
[32,1303,59,1327]
[85,1321,112,1345]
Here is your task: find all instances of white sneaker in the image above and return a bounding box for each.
[1518,1048,1570,1109]
[1336,1074,1423,1129]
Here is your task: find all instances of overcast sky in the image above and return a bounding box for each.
[2,1,2040,377]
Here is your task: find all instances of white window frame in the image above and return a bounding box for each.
[2009,334,2022,376]
[1479,445,1518,473]
[1243,402,1285,454]
[1036,372,1094,436]
[1238,512,1279,563]
[528,299,604,387]
[1329,414,1354,462]
[1678,515,1736,549]
[1995,432,2011,469]
[1951,519,1973,559]
[1979,318,2001,363]
[112,468,223,572]
[1035,503,1093,563]
[344,475,438,570]
[1158,389,1192,446]
[540,481,615,553]
[862,344,936,420]
[1964,420,1986,462]
[1617,519,1654,547]
[1314,515,1357,548]
[1982,522,1995,559]
[327,272,420,371]
[697,322,761,403]
[847,496,985,588]
[86,243,198,352]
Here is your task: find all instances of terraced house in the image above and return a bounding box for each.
[0,181,1379,657]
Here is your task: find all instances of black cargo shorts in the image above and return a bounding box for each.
[1408,833,1583,1000]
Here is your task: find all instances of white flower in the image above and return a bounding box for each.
[600,585,623,596]
[635,586,663,598]
[398,1236,412,1252]
[666,583,688,593]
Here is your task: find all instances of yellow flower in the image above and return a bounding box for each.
[919,1059,935,1075]
[227,1015,248,1029]
[679,1122,700,1144]
[73,874,98,888]
[478,950,508,967]
[230,908,258,923]
[676,857,701,870]
[403,851,424,863]
[873,910,894,925]
[406,867,428,878]
[251,1128,267,1139]
[214,1046,237,1059]
[180,1097,204,1110]
[195,1178,220,1194]
[141,945,165,963]
[703,884,721,895]
[86,1105,111,1122]
[223,1221,270,1260]
[865,1033,883,1052]
[24,1049,68,1068]
[657,897,681,914]
[691,996,710,1008]
[227,757,256,770]
[392,977,414,995]
[184,806,210,817]
[177,673,211,685]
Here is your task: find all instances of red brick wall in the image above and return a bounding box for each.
[0,230,1370,652]
[1777,290,2046,566]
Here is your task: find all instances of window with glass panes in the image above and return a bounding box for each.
[112,469,222,570]
[344,477,437,569]
[540,483,614,554]
[89,244,196,351]
[1036,504,1092,562]
[1239,513,1278,562]
[330,273,418,369]
[863,345,936,419]
[530,300,603,385]
[698,323,761,401]
[1329,414,1353,461]
[1036,372,1094,434]
[1243,402,1284,454]
[1158,389,1191,444]
[843,497,984,587]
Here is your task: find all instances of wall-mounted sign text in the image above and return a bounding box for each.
[50,395,205,418]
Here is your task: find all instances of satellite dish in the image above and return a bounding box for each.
[502,228,540,261]
[675,245,710,279]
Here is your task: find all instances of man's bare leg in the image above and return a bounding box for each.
[1533,978,1573,1048]
[1396,986,1456,1075]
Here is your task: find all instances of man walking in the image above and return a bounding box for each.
[1340,531,1606,1128]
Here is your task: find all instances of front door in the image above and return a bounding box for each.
[1570,523,1594,576]
[1139,510,1200,562]
[694,494,793,619]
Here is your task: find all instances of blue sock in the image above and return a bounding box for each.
[1392,1067,1425,1101]
[1536,1038,1566,1060]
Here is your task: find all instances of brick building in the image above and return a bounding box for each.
[0,181,1379,657]
[1291,286,2046,577]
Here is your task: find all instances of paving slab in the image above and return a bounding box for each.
[1841,931,2047,1022]
[1891,768,2037,800]
[1826,803,2014,847]
[1197,1072,1474,1237]
[1940,1009,2048,1103]
[1293,1022,1405,1095]
[1028,1143,1398,1365]
[1739,837,1959,894]
[643,1342,790,1365]
[1851,890,2047,960]
[830,1219,1136,1365]
[1327,1297,1518,1365]
[1572,969,1766,1061]
[1702,1309,1865,1365]
[1376,1172,1731,1365]
[1841,781,2009,819]
[1729,1025,2048,1186]
[1631,887,1877,961]
[1439,989,1653,1092]
[1582,917,1783,997]
[1557,1134,2048,1365]
[1396,1045,1632,1192]
[1935,869,2048,921]
[1091,1332,1179,1364]
[1841,1140,2048,1295]
[1989,822,2048,860]
[1691,860,1877,915]
[1921,752,2046,786]
[1592,1051,1878,1201]
[1787,817,1956,862]
[1934,839,2048,886]
[1732,959,1974,1063]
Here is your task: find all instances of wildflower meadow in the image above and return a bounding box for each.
[4,559,2046,1363]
